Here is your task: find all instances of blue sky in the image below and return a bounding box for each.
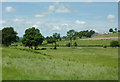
[1,2,118,37]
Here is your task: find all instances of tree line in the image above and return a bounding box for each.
[1,27,119,49]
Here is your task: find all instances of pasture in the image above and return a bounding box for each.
[2,47,118,80]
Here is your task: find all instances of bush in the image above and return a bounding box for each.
[73,42,77,47]
[110,41,119,47]
[66,43,71,47]
[41,48,47,50]
[103,45,107,48]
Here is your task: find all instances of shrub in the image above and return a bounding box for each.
[103,45,107,48]
[110,41,119,47]
[66,43,71,47]
[41,48,47,50]
[73,42,77,47]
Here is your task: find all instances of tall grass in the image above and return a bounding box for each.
[2,47,118,80]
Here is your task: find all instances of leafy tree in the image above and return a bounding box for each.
[2,27,18,46]
[110,41,119,47]
[109,28,114,32]
[53,33,60,41]
[22,27,44,50]
[67,29,76,47]
[47,36,56,49]
[62,36,67,40]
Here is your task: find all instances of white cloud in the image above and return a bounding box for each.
[75,20,86,25]
[92,29,98,33]
[0,20,6,24]
[35,14,45,17]
[86,0,93,2]
[34,2,71,18]
[13,18,24,22]
[32,25,38,28]
[48,5,55,11]
[5,6,15,12]
[107,14,115,20]
[52,26,61,31]
[61,23,68,26]
[55,5,70,13]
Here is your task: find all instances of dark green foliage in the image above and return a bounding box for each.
[47,36,56,44]
[46,36,57,49]
[78,30,95,38]
[53,33,60,41]
[2,27,18,46]
[110,41,119,47]
[109,28,114,32]
[22,27,44,50]
[115,28,117,32]
[67,29,76,47]
[74,42,77,47]
[103,45,107,48]
[66,42,71,47]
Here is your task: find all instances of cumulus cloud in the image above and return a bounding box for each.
[55,5,70,13]
[107,14,115,20]
[34,2,71,18]
[32,25,38,28]
[5,6,15,12]
[35,14,45,18]
[13,18,24,22]
[75,20,86,25]
[52,26,61,31]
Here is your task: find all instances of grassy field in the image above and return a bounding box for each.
[2,47,118,80]
[93,33,118,38]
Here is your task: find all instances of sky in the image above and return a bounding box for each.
[0,2,118,37]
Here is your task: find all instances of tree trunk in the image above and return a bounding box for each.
[54,42,57,49]
[34,46,37,50]
[70,39,72,47]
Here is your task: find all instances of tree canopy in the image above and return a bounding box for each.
[2,27,18,46]
[22,27,44,50]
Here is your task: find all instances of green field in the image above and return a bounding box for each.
[2,47,118,80]
[93,33,118,38]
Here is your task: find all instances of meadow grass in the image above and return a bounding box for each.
[2,47,118,80]
[93,33,118,38]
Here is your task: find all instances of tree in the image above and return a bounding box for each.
[115,28,117,32]
[2,27,18,46]
[53,33,60,41]
[67,29,76,47]
[47,36,56,49]
[66,42,70,47]
[110,41,119,47]
[118,30,120,32]
[22,27,44,50]
[109,28,113,32]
